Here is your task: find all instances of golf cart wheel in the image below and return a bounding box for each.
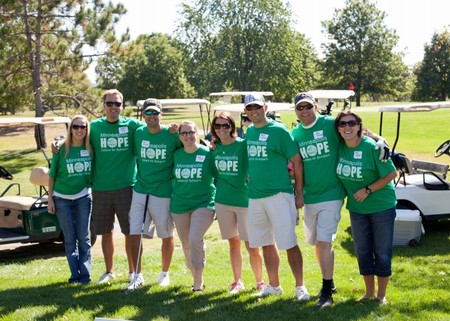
[408,239,419,247]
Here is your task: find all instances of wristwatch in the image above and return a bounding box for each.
[365,186,373,195]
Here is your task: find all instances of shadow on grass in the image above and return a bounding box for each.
[0,281,397,321]
[0,149,43,176]
[0,242,65,262]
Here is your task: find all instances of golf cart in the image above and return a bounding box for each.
[210,91,294,137]
[0,117,70,245]
[307,90,355,116]
[378,102,450,223]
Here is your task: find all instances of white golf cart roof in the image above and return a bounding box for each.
[378,101,450,113]
[307,90,355,100]
[0,117,71,126]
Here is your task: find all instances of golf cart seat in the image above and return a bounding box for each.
[0,167,49,211]
[392,153,449,190]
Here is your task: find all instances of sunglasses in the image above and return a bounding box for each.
[179,131,196,137]
[245,104,263,111]
[144,110,161,116]
[296,104,314,111]
[72,125,87,130]
[105,101,122,107]
[213,123,231,130]
[338,120,359,128]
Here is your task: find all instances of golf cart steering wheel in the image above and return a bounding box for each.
[434,140,450,158]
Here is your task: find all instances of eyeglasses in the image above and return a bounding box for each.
[144,110,161,116]
[245,104,263,111]
[105,101,122,107]
[338,120,359,128]
[296,104,314,111]
[72,125,87,130]
[213,123,231,130]
[179,131,196,137]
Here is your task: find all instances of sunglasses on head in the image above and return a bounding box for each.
[296,104,314,111]
[338,120,359,128]
[213,123,231,130]
[245,104,263,111]
[144,110,161,116]
[105,101,122,107]
[72,124,87,130]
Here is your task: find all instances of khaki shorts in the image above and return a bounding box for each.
[302,200,343,245]
[92,186,132,235]
[215,203,249,241]
[129,191,174,239]
[248,192,298,250]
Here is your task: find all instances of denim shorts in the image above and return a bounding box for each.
[350,207,396,277]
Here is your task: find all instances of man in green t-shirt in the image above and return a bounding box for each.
[126,98,182,291]
[244,92,310,302]
[90,89,144,285]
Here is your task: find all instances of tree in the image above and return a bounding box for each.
[321,0,408,105]
[176,0,318,100]
[96,33,195,103]
[412,28,450,101]
[0,0,127,148]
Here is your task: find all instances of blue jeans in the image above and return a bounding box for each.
[350,207,396,277]
[54,194,92,283]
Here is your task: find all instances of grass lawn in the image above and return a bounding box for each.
[0,105,449,320]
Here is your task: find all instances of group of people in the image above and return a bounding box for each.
[48,89,398,308]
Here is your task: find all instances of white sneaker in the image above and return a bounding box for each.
[296,285,310,301]
[158,272,170,287]
[97,272,115,284]
[229,280,245,294]
[128,272,135,281]
[126,273,144,291]
[253,285,283,297]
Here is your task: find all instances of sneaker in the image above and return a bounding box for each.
[229,280,245,294]
[316,293,333,308]
[128,272,135,281]
[126,273,144,291]
[316,281,337,297]
[295,285,310,301]
[97,272,115,284]
[256,281,266,291]
[158,272,170,287]
[253,285,283,297]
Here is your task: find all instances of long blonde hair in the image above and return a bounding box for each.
[64,115,91,158]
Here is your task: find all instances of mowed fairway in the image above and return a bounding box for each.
[0,105,449,321]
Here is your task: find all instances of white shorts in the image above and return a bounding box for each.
[302,200,343,245]
[215,203,250,241]
[129,190,174,238]
[248,192,298,250]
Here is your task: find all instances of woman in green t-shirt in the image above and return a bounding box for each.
[210,112,265,294]
[48,115,93,284]
[170,120,216,291]
[334,111,397,305]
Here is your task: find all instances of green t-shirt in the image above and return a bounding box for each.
[337,135,397,214]
[246,120,298,199]
[291,115,345,204]
[133,125,182,197]
[90,116,144,191]
[49,145,92,195]
[170,145,216,214]
[212,138,249,207]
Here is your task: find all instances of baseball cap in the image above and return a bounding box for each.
[244,92,265,108]
[143,98,162,112]
[294,92,315,107]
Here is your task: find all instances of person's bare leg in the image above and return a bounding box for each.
[286,245,304,286]
[102,232,114,273]
[315,241,334,279]
[356,275,376,301]
[124,234,133,273]
[192,267,204,290]
[376,276,389,304]
[245,241,263,283]
[263,244,280,287]
[128,234,141,273]
[228,236,243,282]
[161,236,174,272]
